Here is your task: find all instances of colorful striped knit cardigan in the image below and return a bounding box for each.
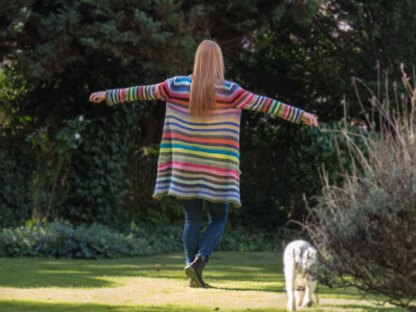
[106,76,304,208]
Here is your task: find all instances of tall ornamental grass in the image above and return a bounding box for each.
[307,65,416,311]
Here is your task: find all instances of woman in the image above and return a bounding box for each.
[89,40,319,288]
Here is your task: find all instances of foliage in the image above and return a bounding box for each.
[60,107,140,226]
[129,221,283,254]
[237,119,300,229]
[0,0,198,226]
[0,0,315,122]
[0,0,321,228]
[235,0,416,125]
[128,222,183,255]
[0,220,151,259]
[285,119,375,221]
[0,68,28,126]
[0,69,33,227]
[236,117,373,230]
[0,220,286,259]
[217,228,281,253]
[0,129,32,227]
[25,116,90,221]
[0,0,415,230]
[306,68,416,311]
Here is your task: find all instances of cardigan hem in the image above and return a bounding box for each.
[152,192,241,208]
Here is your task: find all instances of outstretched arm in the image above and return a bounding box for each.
[232,85,318,126]
[89,79,171,106]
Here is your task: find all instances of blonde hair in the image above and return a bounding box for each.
[189,40,225,120]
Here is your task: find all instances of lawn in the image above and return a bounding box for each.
[0,252,402,311]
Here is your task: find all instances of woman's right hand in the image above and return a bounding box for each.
[301,112,319,127]
[89,91,106,104]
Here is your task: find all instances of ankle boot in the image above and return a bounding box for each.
[184,255,207,288]
[189,279,197,288]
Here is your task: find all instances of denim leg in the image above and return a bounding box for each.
[197,201,229,262]
[182,199,203,265]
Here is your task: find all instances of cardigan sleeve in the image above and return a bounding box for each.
[105,77,173,106]
[231,84,304,124]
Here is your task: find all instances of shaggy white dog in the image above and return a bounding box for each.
[283,240,318,311]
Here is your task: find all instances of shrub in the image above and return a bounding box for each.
[0,130,32,227]
[0,221,286,259]
[306,66,416,311]
[129,222,283,254]
[25,116,90,221]
[128,222,183,255]
[237,116,373,231]
[286,119,374,221]
[61,108,139,226]
[217,229,281,252]
[0,221,151,259]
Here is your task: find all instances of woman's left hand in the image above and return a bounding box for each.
[301,112,319,127]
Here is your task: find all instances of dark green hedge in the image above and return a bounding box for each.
[0,120,370,230]
[0,221,282,259]
[0,221,151,259]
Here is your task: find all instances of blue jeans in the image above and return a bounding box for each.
[182,199,229,265]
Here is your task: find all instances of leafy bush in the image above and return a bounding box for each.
[25,116,90,221]
[129,222,282,254]
[307,67,416,311]
[128,222,183,255]
[238,117,373,230]
[0,221,286,259]
[217,229,281,252]
[285,120,375,221]
[309,127,416,311]
[0,129,32,228]
[61,108,140,226]
[0,221,151,259]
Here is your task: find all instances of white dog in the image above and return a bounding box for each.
[283,240,318,311]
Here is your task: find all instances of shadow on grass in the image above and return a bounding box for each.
[207,283,282,292]
[0,301,215,312]
[0,252,397,301]
[0,254,185,288]
[206,283,368,300]
[327,303,404,311]
[0,300,404,312]
[0,252,283,289]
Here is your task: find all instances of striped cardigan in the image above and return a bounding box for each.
[105,76,304,208]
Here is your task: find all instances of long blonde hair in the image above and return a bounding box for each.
[189,40,225,119]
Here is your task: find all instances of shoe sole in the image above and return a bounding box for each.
[184,265,205,288]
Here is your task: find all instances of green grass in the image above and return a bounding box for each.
[0,252,403,311]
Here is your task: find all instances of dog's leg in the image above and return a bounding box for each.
[284,267,296,311]
[301,279,317,308]
[295,289,304,307]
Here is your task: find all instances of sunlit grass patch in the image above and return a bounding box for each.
[0,252,402,311]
